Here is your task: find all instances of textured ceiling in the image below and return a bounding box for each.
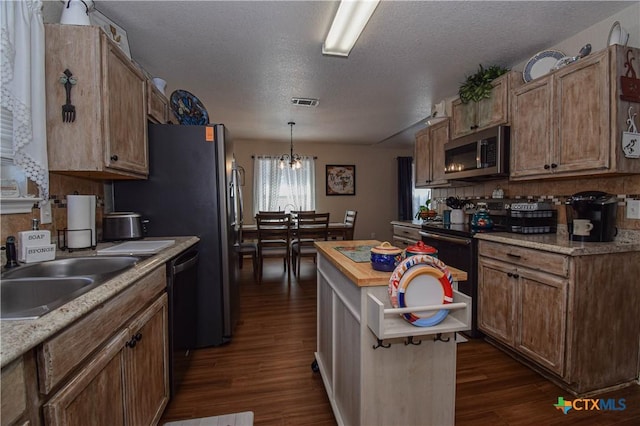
[44,1,633,147]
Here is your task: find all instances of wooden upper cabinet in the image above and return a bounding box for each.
[511,76,554,177]
[429,119,449,185]
[147,82,170,124]
[414,119,449,187]
[45,24,148,179]
[511,45,640,180]
[451,72,517,139]
[451,98,477,139]
[414,127,431,187]
[554,53,609,173]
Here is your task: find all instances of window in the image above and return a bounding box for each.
[253,156,316,214]
[412,161,431,217]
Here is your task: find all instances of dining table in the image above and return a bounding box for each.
[242,222,351,241]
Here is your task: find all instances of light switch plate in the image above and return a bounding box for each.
[40,200,52,224]
[626,199,640,219]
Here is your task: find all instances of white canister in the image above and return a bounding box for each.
[152,78,167,95]
[60,0,91,26]
[450,209,465,224]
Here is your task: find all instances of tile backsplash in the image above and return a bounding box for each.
[1,173,105,249]
[431,174,640,230]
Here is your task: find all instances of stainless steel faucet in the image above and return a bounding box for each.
[3,236,20,269]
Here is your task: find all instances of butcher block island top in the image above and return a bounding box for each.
[314,239,467,286]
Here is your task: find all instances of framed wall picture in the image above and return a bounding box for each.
[326,165,356,196]
[89,10,131,59]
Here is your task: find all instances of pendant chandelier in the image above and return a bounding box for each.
[279,121,302,169]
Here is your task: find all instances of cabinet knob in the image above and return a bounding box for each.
[134,332,142,342]
[507,272,513,277]
[513,273,520,279]
[544,164,550,170]
[126,338,137,348]
[550,163,558,169]
[110,155,118,161]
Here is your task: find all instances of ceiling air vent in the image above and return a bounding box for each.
[291,97,319,107]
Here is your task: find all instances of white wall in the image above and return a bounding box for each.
[513,3,640,71]
[233,139,412,243]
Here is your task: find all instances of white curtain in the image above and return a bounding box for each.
[283,157,315,210]
[253,156,315,214]
[1,0,49,200]
[253,156,284,212]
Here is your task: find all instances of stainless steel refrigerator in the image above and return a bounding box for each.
[113,123,240,348]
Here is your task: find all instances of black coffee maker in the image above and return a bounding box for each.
[565,191,617,242]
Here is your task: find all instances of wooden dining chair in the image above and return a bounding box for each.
[290,210,315,218]
[344,210,357,240]
[235,224,258,281]
[291,212,330,276]
[255,212,292,284]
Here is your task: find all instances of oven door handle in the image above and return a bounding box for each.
[419,231,472,246]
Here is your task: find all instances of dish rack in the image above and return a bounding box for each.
[507,209,557,234]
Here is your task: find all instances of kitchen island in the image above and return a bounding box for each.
[314,240,470,426]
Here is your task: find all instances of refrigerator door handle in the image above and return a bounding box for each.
[230,165,241,229]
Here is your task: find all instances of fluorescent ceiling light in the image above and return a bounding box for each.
[323,0,380,57]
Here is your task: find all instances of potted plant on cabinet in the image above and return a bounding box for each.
[415,200,437,220]
[458,64,509,104]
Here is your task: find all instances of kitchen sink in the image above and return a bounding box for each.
[0,256,143,320]
[1,277,96,320]
[1,256,141,279]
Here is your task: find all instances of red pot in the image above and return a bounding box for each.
[405,241,438,258]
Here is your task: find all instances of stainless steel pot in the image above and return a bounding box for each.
[102,212,145,241]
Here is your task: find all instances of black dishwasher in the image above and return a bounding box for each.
[168,246,199,398]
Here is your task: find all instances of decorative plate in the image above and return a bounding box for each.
[170,89,209,125]
[523,50,565,83]
[388,254,454,327]
[608,21,629,46]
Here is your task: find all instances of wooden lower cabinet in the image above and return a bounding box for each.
[478,240,640,395]
[44,294,169,426]
[516,270,567,375]
[0,265,170,425]
[477,258,516,346]
[1,351,40,426]
[391,223,421,249]
[124,294,169,425]
[44,330,129,426]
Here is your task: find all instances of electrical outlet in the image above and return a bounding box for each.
[40,200,52,224]
[627,199,640,219]
[371,232,376,239]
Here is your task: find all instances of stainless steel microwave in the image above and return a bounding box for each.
[443,125,510,180]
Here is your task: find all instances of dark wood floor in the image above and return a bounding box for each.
[161,258,639,425]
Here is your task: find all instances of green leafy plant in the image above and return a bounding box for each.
[415,200,435,219]
[458,64,509,104]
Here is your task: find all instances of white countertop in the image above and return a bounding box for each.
[390,220,425,228]
[475,232,640,256]
[1,236,199,368]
